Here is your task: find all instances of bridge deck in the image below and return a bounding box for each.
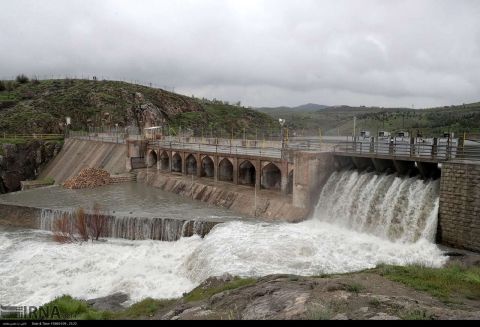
[150,140,283,159]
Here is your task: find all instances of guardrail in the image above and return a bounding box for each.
[333,141,480,162]
[1,133,64,140]
[68,131,126,144]
[149,140,288,160]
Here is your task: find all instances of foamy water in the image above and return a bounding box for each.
[0,229,202,306]
[0,171,447,307]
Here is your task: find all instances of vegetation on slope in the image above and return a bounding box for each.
[0,78,275,135]
[258,103,480,137]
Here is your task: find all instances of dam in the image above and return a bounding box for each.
[2,132,479,251]
[0,132,478,306]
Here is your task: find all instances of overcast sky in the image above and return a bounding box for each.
[1,0,479,108]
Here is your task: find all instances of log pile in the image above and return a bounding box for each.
[63,168,111,189]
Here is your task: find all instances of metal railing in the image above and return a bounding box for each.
[333,141,480,162]
[1,133,64,141]
[68,131,126,144]
[149,140,287,160]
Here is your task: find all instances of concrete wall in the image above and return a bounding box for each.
[0,203,39,229]
[137,171,309,222]
[39,139,128,183]
[293,152,335,211]
[439,161,480,252]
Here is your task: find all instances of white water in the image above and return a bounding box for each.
[313,170,440,243]
[0,171,447,307]
[39,208,216,241]
[0,229,202,306]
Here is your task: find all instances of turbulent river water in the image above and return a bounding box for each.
[0,171,447,306]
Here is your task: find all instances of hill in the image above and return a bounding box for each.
[257,103,480,137]
[0,78,276,136]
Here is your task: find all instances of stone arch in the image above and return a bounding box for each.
[261,162,282,190]
[218,158,233,182]
[186,154,197,175]
[160,151,169,171]
[201,156,215,178]
[146,150,157,168]
[239,160,256,186]
[172,153,182,173]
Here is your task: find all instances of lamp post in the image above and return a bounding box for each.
[65,116,71,138]
[279,118,286,159]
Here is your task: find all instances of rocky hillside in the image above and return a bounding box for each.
[0,78,276,135]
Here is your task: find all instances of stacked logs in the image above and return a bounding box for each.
[63,168,112,189]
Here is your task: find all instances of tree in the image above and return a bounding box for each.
[16,74,29,84]
[0,80,5,91]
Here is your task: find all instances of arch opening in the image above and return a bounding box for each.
[186,154,197,175]
[147,150,157,168]
[201,156,215,178]
[261,163,281,190]
[218,158,233,182]
[172,153,182,173]
[239,160,256,186]
[160,151,169,171]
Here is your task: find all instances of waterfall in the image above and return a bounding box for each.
[313,170,440,243]
[39,208,218,241]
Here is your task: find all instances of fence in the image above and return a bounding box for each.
[1,133,64,141]
[149,140,285,160]
[0,74,176,93]
[333,140,480,162]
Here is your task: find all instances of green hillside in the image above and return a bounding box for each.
[258,103,480,137]
[0,78,276,136]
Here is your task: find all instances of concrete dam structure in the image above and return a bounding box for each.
[2,134,479,252]
[39,138,128,183]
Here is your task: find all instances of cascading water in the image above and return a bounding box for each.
[39,208,217,241]
[0,173,447,307]
[312,170,440,243]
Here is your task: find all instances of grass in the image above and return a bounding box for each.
[183,277,257,303]
[106,298,176,319]
[373,264,480,301]
[344,282,364,294]
[28,295,108,320]
[399,309,434,320]
[3,296,176,320]
[32,177,55,185]
[306,306,334,320]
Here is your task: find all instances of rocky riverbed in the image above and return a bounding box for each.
[82,253,480,320]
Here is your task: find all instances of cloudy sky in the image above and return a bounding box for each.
[1,0,479,108]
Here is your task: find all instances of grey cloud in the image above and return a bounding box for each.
[0,0,479,107]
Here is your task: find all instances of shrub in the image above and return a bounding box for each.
[16,74,29,84]
[53,204,109,244]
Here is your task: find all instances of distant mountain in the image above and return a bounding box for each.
[255,102,480,137]
[256,103,329,115]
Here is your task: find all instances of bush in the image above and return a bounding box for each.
[16,74,29,84]
[53,204,108,243]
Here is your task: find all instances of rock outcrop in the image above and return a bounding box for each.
[0,140,62,193]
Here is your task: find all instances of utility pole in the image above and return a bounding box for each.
[353,116,356,139]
